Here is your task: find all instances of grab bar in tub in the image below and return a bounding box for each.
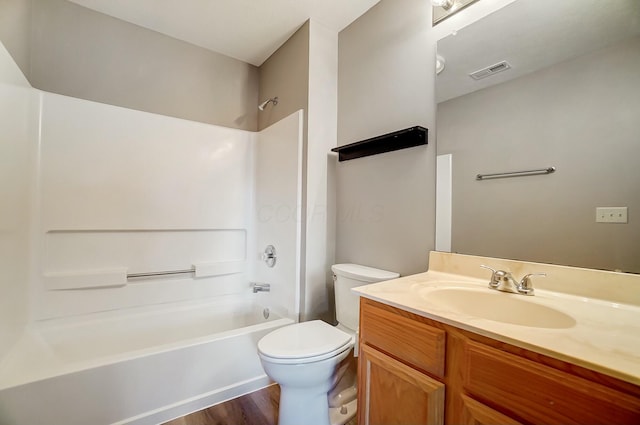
[127,268,195,279]
[45,261,248,290]
[127,260,247,280]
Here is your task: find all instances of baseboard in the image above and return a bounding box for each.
[114,375,273,425]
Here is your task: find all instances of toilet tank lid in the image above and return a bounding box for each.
[331,264,399,282]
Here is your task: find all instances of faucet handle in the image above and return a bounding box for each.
[251,282,271,293]
[518,273,546,296]
[480,265,500,288]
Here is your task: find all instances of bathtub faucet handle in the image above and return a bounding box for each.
[251,282,271,293]
[262,245,277,268]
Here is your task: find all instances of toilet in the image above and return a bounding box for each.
[257,264,399,425]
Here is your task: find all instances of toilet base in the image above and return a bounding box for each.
[276,352,357,425]
[278,385,333,425]
[278,388,357,425]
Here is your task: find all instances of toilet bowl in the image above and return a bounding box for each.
[257,264,399,425]
[258,320,354,425]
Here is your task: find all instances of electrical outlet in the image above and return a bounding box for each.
[596,207,628,223]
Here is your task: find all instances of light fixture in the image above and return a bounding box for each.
[432,0,454,10]
[433,0,480,25]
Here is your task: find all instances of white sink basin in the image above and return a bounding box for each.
[419,287,576,329]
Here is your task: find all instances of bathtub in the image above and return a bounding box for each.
[0,296,294,425]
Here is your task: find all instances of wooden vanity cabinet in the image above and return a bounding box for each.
[358,298,640,425]
[358,299,446,425]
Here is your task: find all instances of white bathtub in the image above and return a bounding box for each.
[0,296,294,425]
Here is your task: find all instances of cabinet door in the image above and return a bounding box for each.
[358,344,444,425]
[459,394,523,425]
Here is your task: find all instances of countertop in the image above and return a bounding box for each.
[352,252,640,386]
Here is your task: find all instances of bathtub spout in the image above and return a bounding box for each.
[251,282,271,293]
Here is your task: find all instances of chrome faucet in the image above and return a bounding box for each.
[251,282,271,293]
[480,265,545,296]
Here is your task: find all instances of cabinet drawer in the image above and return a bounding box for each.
[360,300,445,378]
[463,341,640,425]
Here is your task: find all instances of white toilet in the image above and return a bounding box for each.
[257,264,399,425]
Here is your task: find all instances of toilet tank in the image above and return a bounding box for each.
[332,264,399,331]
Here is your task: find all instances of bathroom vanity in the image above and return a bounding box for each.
[354,252,640,425]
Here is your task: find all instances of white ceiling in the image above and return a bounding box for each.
[436,0,640,103]
[67,0,381,66]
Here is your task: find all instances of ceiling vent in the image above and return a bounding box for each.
[469,61,511,80]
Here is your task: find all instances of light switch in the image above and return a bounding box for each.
[595,207,628,223]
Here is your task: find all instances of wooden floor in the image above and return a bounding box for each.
[163,385,280,425]
[164,384,357,425]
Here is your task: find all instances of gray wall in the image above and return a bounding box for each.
[0,0,31,77]
[336,0,437,276]
[437,35,640,273]
[258,22,309,131]
[1,0,259,130]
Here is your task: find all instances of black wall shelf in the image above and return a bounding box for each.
[331,126,428,162]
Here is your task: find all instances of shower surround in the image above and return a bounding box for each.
[0,43,304,424]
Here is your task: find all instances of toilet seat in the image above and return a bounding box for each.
[258,320,353,365]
